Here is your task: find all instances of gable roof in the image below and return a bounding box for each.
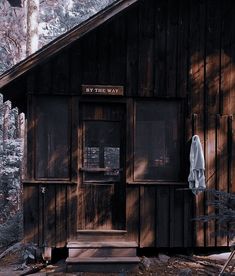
[0,0,138,89]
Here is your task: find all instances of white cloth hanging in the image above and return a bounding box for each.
[188,135,206,195]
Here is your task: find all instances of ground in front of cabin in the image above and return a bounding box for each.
[0,246,232,275]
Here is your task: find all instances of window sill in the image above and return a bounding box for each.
[127,181,187,185]
[22,180,77,185]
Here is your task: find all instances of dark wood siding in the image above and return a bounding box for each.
[24,183,77,247]
[10,0,234,248]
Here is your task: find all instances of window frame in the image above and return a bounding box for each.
[34,95,71,181]
[131,99,185,184]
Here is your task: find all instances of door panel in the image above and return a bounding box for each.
[78,103,125,230]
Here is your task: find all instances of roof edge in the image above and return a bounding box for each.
[0,0,138,89]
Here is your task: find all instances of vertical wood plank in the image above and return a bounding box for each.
[205,0,221,247]
[44,185,56,247]
[98,185,115,229]
[177,0,189,98]
[126,99,134,183]
[140,186,156,247]
[156,186,170,247]
[232,116,235,211]
[230,1,235,117]
[56,185,67,247]
[38,185,44,247]
[126,5,139,97]
[228,116,234,245]
[189,0,206,122]
[71,97,78,182]
[67,184,78,241]
[77,187,85,230]
[126,186,140,244]
[193,114,205,247]
[229,116,235,193]
[173,186,184,247]
[220,0,233,115]
[183,190,193,247]
[52,50,69,94]
[166,0,179,97]
[184,101,194,247]
[169,186,175,247]
[23,185,39,244]
[35,62,52,94]
[189,0,207,247]
[216,115,228,246]
[109,15,126,85]
[138,0,154,97]
[81,184,115,230]
[27,71,35,95]
[154,0,167,96]
[205,115,216,246]
[70,42,82,95]
[27,95,35,179]
[97,25,110,84]
[205,0,221,115]
[82,32,97,84]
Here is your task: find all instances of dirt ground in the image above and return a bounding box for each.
[0,246,233,276]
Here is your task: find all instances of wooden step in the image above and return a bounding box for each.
[66,256,140,263]
[76,229,127,242]
[66,241,139,272]
[67,241,138,248]
[68,241,138,258]
[66,257,140,273]
[69,247,136,258]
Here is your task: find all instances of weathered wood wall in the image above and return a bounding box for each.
[2,0,235,248]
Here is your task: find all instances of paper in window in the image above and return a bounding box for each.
[104,147,120,175]
[84,147,99,168]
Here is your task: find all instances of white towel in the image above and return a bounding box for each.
[188,135,206,195]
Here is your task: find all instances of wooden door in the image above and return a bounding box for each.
[78,103,126,230]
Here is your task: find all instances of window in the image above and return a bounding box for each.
[134,101,182,181]
[35,97,69,179]
[83,121,121,182]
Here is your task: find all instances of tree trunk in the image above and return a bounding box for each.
[26,0,39,56]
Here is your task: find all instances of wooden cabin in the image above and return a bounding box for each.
[0,0,235,269]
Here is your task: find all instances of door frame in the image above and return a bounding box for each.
[76,99,127,231]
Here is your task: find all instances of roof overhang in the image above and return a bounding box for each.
[0,0,138,89]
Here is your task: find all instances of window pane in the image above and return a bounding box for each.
[36,97,69,178]
[84,121,121,181]
[134,102,181,181]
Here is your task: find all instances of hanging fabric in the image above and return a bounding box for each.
[188,135,206,195]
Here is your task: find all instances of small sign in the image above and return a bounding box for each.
[82,85,124,96]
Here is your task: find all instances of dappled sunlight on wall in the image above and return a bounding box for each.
[189,48,235,247]
[134,159,148,180]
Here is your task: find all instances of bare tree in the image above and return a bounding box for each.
[0,0,116,73]
[0,0,26,73]
[26,0,39,56]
